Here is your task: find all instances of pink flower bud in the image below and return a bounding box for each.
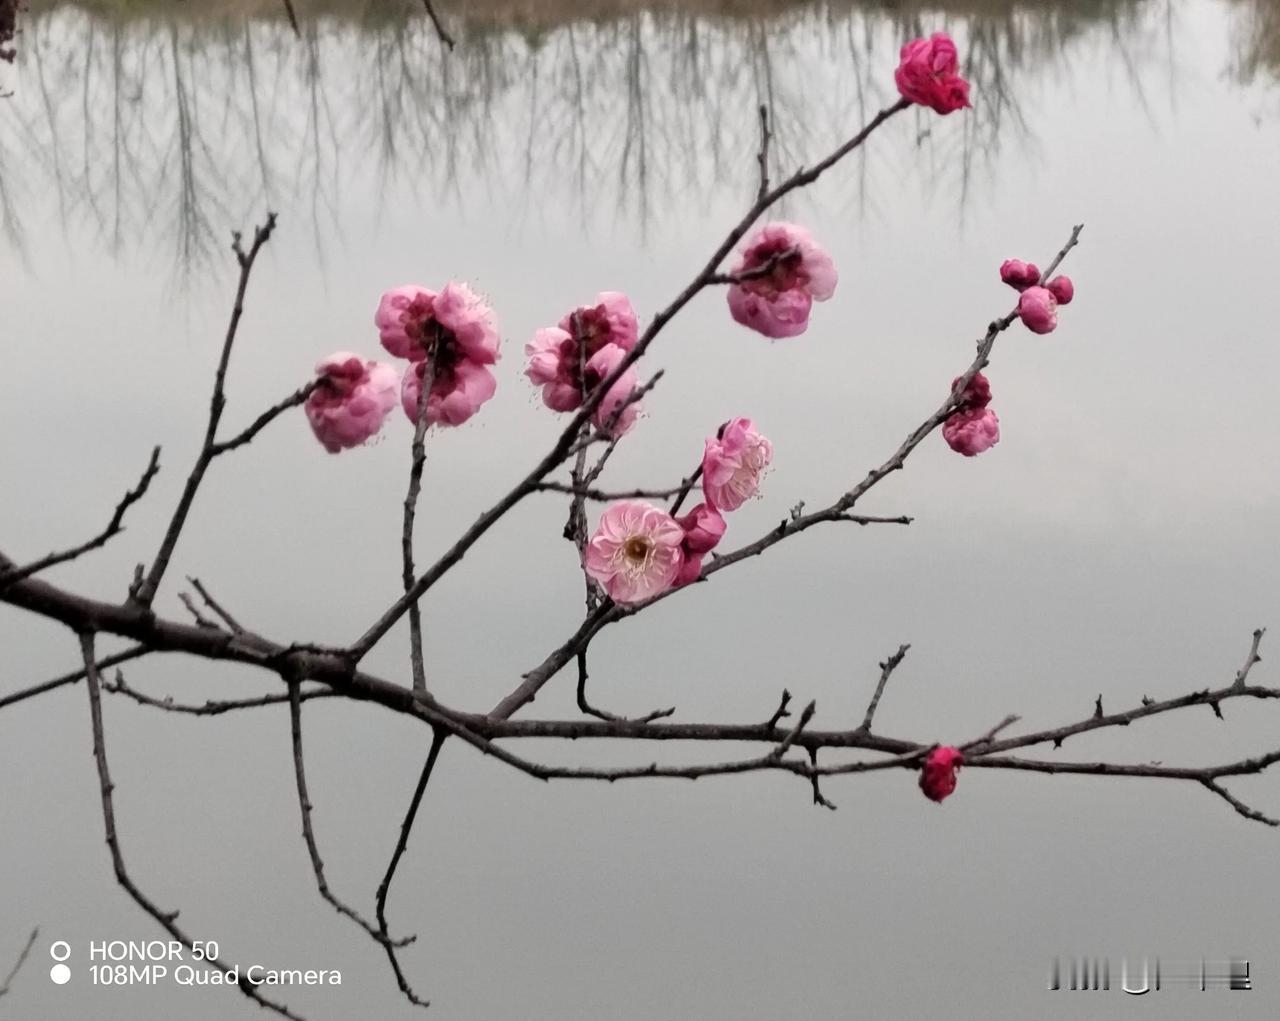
[305,352,399,453]
[950,371,992,409]
[676,503,726,556]
[1046,275,1074,305]
[999,259,1041,292]
[894,32,972,115]
[942,407,1000,457]
[1017,286,1058,334]
[919,746,963,803]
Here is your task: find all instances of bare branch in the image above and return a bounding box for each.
[131,214,278,608]
[210,382,317,456]
[374,728,448,1010]
[105,669,336,716]
[0,927,38,999]
[0,645,148,712]
[403,352,437,695]
[858,645,910,733]
[575,652,674,724]
[421,0,456,51]
[187,577,245,635]
[279,0,299,36]
[79,633,306,1020]
[287,682,414,947]
[1232,627,1265,690]
[0,447,160,589]
[1200,779,1280,827]
[538,481,683,502]
[755,104,771,203]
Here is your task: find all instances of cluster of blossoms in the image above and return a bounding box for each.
[524,292,642,436]
[1000,259,1075,335]
[919,746,964,803]
[942,371,1000,457]
[304,282,501,452]
[583,418,772,606]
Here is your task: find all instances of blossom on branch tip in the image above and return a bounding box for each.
[1017,286,1059,334]
[919,746,963,803]
[942,406,1000,457]
[584,500,685,605]
[726,222,836,338]
[894,32,972,115]
[999,259,1041,292]
[375,282,500,365]
[702,418,773,511]
[1046,275,1074,305]
[305,352,399,453]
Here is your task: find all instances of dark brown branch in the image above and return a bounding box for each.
[539,481,683,502]
[1232,627,1265,690]
[287,682,415,947]
[187,577,245,634]
[178,591,220,630]
[280,0,300,36]
[374,728,448,1010]
[0,447,160,589]
[575,651,674,724]
[0,645,148,712]
[131,214,278,609]
[858,645,909,733]
[1201,779,1280,827]
[105,669,336,716]
[403,354,436,695]
[755,104,771,203]
[79,633,306,1020]
[209,382,317,456]
[0,927,38,999]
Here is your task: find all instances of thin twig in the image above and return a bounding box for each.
[131,214,278,608]
[287,682,415,947]
[755,103,771,203]
[210,382,317,456]
[0,447,160,589]
[187,577,245,634]
[0,927,38,999]
[79,633,306,1020]
[403,351,437,695]
[575,651,674,724]
[858,645,910,733]
[421,0,456,50]
[280,0,299,36]
[105,669,336,716]
[0,646,149,712]
[374,728,447,1010]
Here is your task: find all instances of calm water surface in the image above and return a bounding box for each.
[2,2,1280,1019]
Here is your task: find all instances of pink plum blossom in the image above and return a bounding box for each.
[999,259,1041,292]
[525,293,641,414]
[702,418,773,511]
[584,500,685,605]
[401,357,497,428]
[919,746,963,803]
[305,352,399,453]
[942,407,1000,457]
[950,371,992,410]
[894,33,972,115]
[557,292,638,354]
[1046,275,1075,305]
[673,502,726,588]
[376,282,500,364]
[585,343,642,437]
[726,222,837,339]
[1017,286,1059,334]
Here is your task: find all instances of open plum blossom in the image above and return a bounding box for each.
[585,344,642,437]
[894,32,971,115]
[524,292,638,411]
[999,259,1041,292]
[401,357,497,428]
[943,407,1000,457]
[1017,286,1059,334]
[919,746,964,803]
[726,222,836,339]
[702,418,773,511]
[375,282,500,366]
[673,502,726,587]
[584,500,685,605]
[305,352,399,453]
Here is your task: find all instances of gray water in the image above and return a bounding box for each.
[2,1,1280,1019]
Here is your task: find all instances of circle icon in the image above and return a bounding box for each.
[49,941,71,962]
[50,964,71,985]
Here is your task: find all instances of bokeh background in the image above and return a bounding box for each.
[3,1,1280,1017]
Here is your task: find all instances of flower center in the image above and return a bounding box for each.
[623,536,652,563]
